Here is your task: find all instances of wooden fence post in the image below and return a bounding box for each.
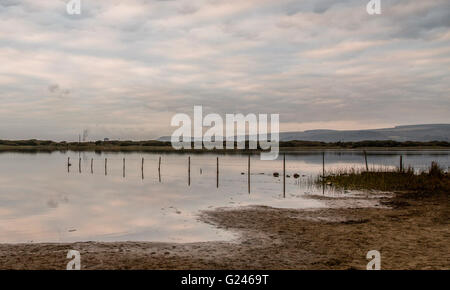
[158,156,161,182]
[141,158,144,180]
[322,152,325,195]
[283,154,286,198]
[248,155,251,194]
[322,152,325,177]
[364,150,369,171]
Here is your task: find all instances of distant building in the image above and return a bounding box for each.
[104,138,110,141]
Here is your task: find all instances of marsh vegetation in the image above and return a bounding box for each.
[320,162,449,197]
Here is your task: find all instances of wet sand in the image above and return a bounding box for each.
[0,193,448,270]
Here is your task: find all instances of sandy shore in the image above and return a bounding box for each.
[0,193,448,270]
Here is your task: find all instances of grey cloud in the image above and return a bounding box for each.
[178,4,198,15]
[392,3,450,39]
[312,0,341,14]
[0,0,20,7]
[0,0,448,140]
[47,83,71,101]
[48,84,60,93]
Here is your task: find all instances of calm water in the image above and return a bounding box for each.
[0,150,448,243]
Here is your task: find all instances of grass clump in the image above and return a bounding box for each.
[321,162,449,197]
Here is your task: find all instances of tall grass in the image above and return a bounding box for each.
[319,162,449,196]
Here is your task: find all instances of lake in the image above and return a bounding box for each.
[0,150,448,243]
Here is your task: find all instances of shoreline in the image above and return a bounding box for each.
[1,146,450,153]
[1,192,447,270]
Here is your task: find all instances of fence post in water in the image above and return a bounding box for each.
[283,154,286,198]
[216,157,219,188]
[67,157,70,173]
[322,152,325,195]
[158,156,161,183]
[91,158,93,174]
[364,150,369,172]
[79,157,81,173]
[248,155,251,194]
[141,158,144,180]
[123,158,126,178]
[322,152,325,177]
[105,158,107,176]
[188,156,191,186]
[400,155,403,172]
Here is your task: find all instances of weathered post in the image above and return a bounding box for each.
[283,154,286,198]
[123,158,125,178]
[400,155,403,172]
[158,156,161,183]
[364,150,369,172]
[141,157,144,180]
[67,157,70,173]
[79,157,81,173]
[216,157,219,188]
[105,158,107,176]
[322,152,325,195]
[248,155,251,194]
[188,156,191,186]
[322,152,325,177]
[91,158,93,174]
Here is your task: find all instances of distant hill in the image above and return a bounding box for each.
[159,124,450,142]
[278,124,450,142]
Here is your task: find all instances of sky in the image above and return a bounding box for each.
[0,0,449,141]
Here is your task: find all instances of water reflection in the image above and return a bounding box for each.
[0,150,448,243]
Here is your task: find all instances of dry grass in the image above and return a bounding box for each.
[321,162,449,197]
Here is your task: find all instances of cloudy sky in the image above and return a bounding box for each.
[0,0,449,141]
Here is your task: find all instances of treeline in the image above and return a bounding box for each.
[0,139,449,149]
[0,139,171,147]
